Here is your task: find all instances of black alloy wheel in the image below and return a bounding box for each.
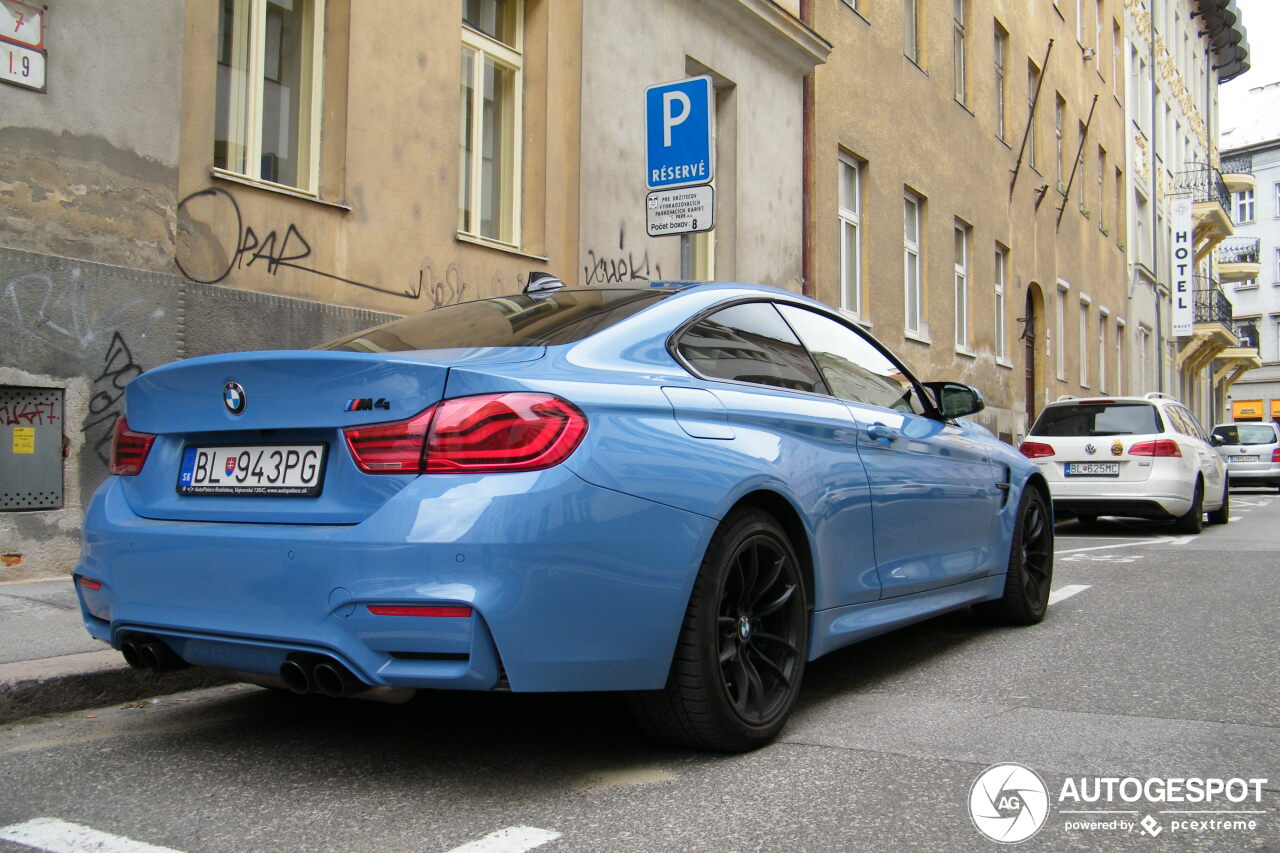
[976,486,1054,625]
[628,508,808,751]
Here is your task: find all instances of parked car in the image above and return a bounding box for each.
[1210,421,1280,491]
[1020,393,1228,532]
[77,280,1052,751]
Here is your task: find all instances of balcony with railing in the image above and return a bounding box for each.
[1173,163,1234,262]
[1193,280,1233,326]
[1178,276,1238,376]
[1219,151,1255,195]
[1217,236,1262,282]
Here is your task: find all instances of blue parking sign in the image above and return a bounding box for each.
[645,76,714,190]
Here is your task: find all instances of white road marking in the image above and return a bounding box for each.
[1056,534,1195,555]
[444,826,562,853]
[0,818,183,853]
[1048,584,1092,605]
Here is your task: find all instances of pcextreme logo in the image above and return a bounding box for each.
[967,764,1270,843]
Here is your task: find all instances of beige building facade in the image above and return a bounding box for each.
[808,0,1131,443]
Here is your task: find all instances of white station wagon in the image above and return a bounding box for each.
[1020,393,1228,533]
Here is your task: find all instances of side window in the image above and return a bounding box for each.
[776,304,925,414]
[1175,406,1207,442]
[1164,406,1192,437]
[675,303,827,393]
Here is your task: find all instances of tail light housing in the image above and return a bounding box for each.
[344,392,587,475]
[109,417,155,475]
[1019,441,1055,459]
[1129,439,1182,457]
[1271,448,1280,463]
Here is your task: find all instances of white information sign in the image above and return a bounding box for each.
[1170,198,1194,337]
[1,0,42,48]
[0,39,43,90]
[646,185,715,237]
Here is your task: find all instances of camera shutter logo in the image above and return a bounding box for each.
[969,763,1050,843]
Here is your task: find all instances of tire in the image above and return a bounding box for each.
[628,508,808,752]
[1174,481,1204,534]
[975,486,1054,626]
[1207,482,1230,525]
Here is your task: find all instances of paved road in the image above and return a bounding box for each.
[2,491,1277,852]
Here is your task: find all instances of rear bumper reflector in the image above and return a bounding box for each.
[366,605,473,618]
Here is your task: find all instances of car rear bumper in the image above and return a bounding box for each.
[1225,467,1280,487]
[1045,476,1193,518]
[76,469,713,693]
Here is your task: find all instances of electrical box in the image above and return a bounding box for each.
[0,386,64,511]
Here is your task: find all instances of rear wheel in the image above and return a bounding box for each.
[628,508,808,751]
[1174,481,1205,534]
[975,487,1054,625]
[1207,482,1230,525]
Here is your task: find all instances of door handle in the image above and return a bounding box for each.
[867,422,899,443]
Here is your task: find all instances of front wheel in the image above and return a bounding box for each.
[975,486,1054,625]
[628,508,808,751]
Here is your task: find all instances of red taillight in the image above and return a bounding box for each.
[1019,441,1055,459]
[78,576,103,591]
[344,393,587,475]
[1271,448,1280,463]
[366,605,473,618]
[109,417,155,475]
[1129,439,1182,457]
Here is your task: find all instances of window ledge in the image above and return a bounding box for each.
[455,232,550,262]
[996,358,1014,370]
[211,168,353,211]
[955,345,977,359]
[954,99,975,117]
[904,328,932,345]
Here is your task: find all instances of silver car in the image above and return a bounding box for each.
[1210,422,1280,491]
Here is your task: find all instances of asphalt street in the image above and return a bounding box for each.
[1,490,1277,852]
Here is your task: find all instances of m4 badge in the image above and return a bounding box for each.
[345,398,391,412]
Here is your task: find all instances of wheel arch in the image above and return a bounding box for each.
[725,489,816,612]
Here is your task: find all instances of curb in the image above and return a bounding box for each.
[0,651,230,724]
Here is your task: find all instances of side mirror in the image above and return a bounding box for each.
[924,382,985,419]
[1210,433,1225,446]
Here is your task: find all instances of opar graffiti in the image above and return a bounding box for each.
[82,332,144,465]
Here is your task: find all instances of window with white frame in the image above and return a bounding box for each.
[904,193,923,334]
[1234,189,1255,224]
[460,0,523,245]
[1097,146,1106,227]
[838,154,862,316]
[1112,21,1121,96]
[994,24,1007,140]
[1076,0,1084,43]
[215,0,325,192]
[954,223,970,350]
[1095,0,1103,58]
[1136,326,1149,391]
[994,245,1008,362]
[1115,320,1125,395]
[1274,181,1279,217]
[1056,283,1068,380]
[953,0,967,103]
[1055,95,1066,186]
[904,0,919,63]
[1275,248,1280,283]
[1079,299,1090,386]
[1097,310,1108,393]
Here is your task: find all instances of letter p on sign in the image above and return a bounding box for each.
[646,76,714,190]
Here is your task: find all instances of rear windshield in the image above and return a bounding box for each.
[1213,424,1279,445]
[320,289,670,352]
[1031,403,1162,437]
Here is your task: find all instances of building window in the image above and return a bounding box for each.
[1136,326,1149,392]
[1234,189,1255,224]
[1115,321,1125,395]
[1097,146,1106,227]
[1055,95,1066,187]
[1079,299,1090,387]
[1027,62,1041,170]
[215,0,325,192]
[838,155,862,316]
[904,193,923,335]
[1095,0,1103,58]
[1134,190,1149,266]
[1112,20,1121,97]
[954,223,970,350]
[1274,181,1279,217]
[1076,0,1084,43]
[994,245,1008,362]
[994,24,1007,140]
[953,0,967,103]
[460,0,523,245]
[1097,311,1108,393]
[1056,283,1068,380]
[904,0,919,63]
[1275,248,1280,283]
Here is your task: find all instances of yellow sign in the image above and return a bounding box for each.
[1232,400,1263,420]
[12,427,35,454]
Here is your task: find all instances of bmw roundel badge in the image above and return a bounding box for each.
[223,382,246,415]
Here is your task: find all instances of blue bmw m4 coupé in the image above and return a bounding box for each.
[77,280,1052,750]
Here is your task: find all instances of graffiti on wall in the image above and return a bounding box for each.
[82,332,144,465]
[583,225,663,285]
[1,267,163,358]
[0,399,58,426]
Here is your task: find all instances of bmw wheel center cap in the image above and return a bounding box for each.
[223,382,246,415]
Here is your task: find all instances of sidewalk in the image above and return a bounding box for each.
[0,578,225,724]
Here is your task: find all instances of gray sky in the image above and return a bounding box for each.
[1220,0,1279,135]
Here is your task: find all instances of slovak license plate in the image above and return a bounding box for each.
[177,444,327,496]
[1064,462,1120,477]
[1228,455,1259,463]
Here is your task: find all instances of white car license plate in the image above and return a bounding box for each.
[1064,462,1120,477]
[178,444,326,496]
[1228,455,1259,463]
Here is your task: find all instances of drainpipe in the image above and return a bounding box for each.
[800,0,814,298]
